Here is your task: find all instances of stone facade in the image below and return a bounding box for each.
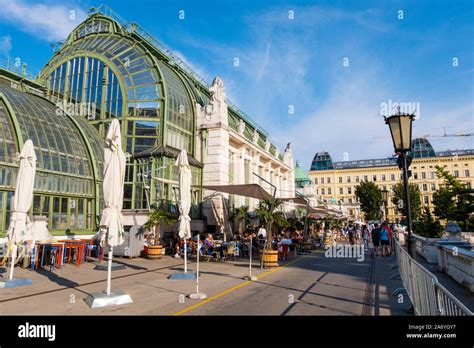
[196,77,295,227]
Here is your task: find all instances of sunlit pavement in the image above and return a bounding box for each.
[0,247,409,315]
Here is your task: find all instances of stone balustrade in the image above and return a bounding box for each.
[437,245,474,293]
[413,233,471,264]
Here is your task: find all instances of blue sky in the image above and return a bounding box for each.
[0,0,472,169]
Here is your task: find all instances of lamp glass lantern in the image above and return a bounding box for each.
[385,113,414,153]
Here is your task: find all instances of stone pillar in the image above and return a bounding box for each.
[196,76,230,227]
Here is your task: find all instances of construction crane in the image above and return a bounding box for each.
[373,127,473,139]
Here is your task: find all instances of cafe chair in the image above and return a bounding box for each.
[40,245,60,271]
[203,246,220,262]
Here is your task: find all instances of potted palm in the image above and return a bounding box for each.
[256,198,288,267]
[143,207,176,260]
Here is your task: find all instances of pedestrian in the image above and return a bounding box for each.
[371,223,381,256]
[348,224,355,245]
[379,224,390,257]
[362,225,369,251]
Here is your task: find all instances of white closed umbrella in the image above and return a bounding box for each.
[6,139,36,281]
[99,119,126,295]
[175,149,192,273]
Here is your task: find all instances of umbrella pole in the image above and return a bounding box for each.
[184,238,187,273]
[249,238,252,278]
[9,243,16,280]
[196,241,199,294]
[106,246,113,296]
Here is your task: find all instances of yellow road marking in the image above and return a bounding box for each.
[173,256,307,315]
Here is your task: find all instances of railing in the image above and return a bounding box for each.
[0,58,38,80]
[394,238,472,316]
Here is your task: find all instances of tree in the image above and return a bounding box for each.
[355,181,382,220]
[413,207,443,238]
[143,207,176,246]
[232,206,249,234]
[432,165,474,231]
[255,198,286,243]
[392,182,422,221]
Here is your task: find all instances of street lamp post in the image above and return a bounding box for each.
[385,110,416,258]
[381,189,389,223]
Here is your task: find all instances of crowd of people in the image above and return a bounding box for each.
[165,220,400,261]
[328,222,396,257]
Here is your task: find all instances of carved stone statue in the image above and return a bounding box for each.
[252,129,259,143]
[238,119,245,134]
[264,139,271,151]
[209,76,226,103]
[199,76,228,125]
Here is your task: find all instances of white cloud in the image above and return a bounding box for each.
[0,35,12,57]
[0,0,86,42]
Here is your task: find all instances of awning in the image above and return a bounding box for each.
[133,145,203,168]
[193,184,273,201]
[280,197,308,206]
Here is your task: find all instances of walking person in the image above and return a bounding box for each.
[371,223,381,257]
[348,224,355,245]
[379,224,390,257]
[362,225,369,251]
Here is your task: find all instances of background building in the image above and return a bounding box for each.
[0,5,294,236]
[308,138,474,222]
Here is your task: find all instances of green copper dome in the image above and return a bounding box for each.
[294,160,312,188]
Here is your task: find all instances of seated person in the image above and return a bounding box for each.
[204,233,224,258]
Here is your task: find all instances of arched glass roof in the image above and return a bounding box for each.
[0,84,103,196]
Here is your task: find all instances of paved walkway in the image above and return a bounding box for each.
[0,244,409,315]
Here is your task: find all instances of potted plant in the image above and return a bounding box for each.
[256,198,288,267]
[143,207,176,260]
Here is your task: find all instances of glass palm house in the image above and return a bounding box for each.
[0,5,279,236]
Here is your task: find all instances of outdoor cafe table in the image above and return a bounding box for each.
[34,241,65,270]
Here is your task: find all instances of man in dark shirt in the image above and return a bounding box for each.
[371,223,381,257]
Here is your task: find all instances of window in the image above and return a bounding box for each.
[327,177,331,184]
[454,170,459,177]
[355,176,359,183]
[347,176,351,183]
[383,185,387,190]
[422,184,428,192]
[421,172,426,179]
[321,178,325,184]
[321,188,325,195]
[414,173,418,179]
[465,170,470,177]
[466,182,472,189]
[390,174,395,181]
[424,196,429,204]
[339,187,343,194]
[364,175,368,181]
[348,187,352,194]
[328,188,332,195]
[431,183,436,191]
[349,198,353,203]
[315,188,319,195]
[372,175,377,181]
[381,174,386,181]
[314,178,318,184]
[430,172,435,179]
[338,177,342,183]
